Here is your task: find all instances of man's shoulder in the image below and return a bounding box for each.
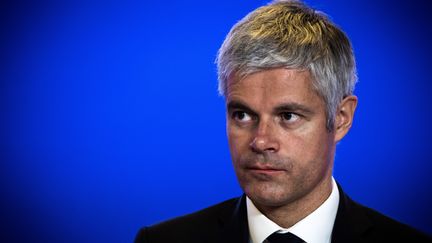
[149,196,239,229]
[336,191,431,242]
[134,197,242,243]
[359,203,430,241]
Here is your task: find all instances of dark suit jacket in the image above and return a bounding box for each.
[135,184,431,242]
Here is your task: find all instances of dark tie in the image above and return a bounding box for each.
[266,232,305,243]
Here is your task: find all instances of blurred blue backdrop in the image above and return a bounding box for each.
[1,0,431,242]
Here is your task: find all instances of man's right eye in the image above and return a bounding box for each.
[232,111,253,122]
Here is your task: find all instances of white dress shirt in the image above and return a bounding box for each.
[246,177,340,243]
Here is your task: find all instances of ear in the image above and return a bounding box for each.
[334,95,358,142]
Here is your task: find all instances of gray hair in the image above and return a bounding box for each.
[216,0,357,130]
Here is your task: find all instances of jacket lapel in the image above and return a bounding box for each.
[216,195,250,243]
[331,183,373,243]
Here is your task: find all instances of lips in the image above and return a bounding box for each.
[239,155,290,174]
[246,164,286,172]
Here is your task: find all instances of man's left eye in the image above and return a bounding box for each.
[232,111,253,122]
[280,112,300,122]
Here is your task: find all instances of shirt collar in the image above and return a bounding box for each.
[246,177,340,243]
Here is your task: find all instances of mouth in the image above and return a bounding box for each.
[245,164,286,175]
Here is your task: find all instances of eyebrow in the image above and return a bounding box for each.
[273,103,315,116]
[227,100,314,116]
[227,101,257,115]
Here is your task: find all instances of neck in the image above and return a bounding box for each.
[256,176,333,228]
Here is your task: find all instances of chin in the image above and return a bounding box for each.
[244,183,295,208]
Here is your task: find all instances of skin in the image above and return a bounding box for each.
[226,68,357,228]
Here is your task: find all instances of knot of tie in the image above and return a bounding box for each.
[266,232,305,243]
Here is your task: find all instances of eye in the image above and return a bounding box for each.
[280,112,300,123]
[232,111,253,122]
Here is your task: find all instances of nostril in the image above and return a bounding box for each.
[250,135,279,153]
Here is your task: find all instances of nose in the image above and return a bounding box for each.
[249,119,280,153]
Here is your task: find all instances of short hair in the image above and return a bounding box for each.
[216,0,357,130]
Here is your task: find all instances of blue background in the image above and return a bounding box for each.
[1,0,431,242]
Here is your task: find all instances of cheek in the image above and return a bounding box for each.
[284,132,334,184]
[227,126,251,155]
[282,127,333,163]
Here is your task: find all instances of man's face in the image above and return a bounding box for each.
[226,68,336,208]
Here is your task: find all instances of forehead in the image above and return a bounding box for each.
[226,68,323,108]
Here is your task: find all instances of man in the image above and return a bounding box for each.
[135,1,431,242]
